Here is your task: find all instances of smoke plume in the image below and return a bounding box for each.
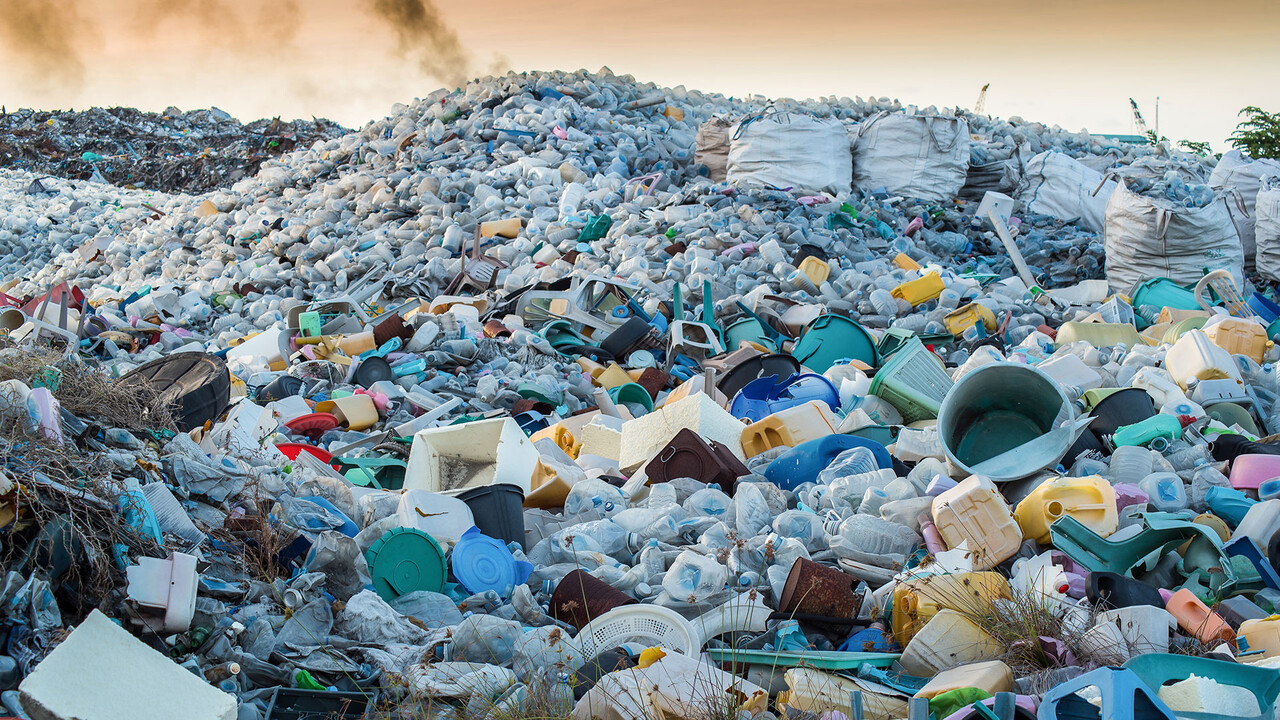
[0,0,95,90]
[372,0,473,87]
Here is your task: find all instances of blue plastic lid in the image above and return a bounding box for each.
[450,527,533,597]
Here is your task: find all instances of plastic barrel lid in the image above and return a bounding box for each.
[354,356,394,388]
[364,527,446,601]
[450,526,530,596]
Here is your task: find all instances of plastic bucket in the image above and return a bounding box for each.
[791,315,878,373]
[258,375,304,403]
[0,308,27,334]
[1131,277,1200,312]
[550,569,637,630]
[455,483,527,549]
[717,354,801,400]
[1250,293,1280,324]
[1087,387,1156,439]
[937,362,1089,482]
[868,337,953,423]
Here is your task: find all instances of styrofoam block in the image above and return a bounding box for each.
[19,609,236,720]
[1157,674,1260,717]
[579,416,624,461]
[619,392,746,472]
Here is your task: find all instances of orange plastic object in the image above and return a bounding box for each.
[891,572,1012,646]
[1204,318,1270,364]
[1166,588,1235,647]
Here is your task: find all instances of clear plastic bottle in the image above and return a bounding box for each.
[1108,445,1155,486]
[1189,459,1232,512]
[661,551,728,603]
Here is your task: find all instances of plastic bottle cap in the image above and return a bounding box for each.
[450,526,532,597]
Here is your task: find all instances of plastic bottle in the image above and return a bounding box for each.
[661,551,728,603]
[1188,459,1232,511]
[1107,445,1154,486]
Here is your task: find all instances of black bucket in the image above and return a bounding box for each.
[1089,388,1156,440]
[258,375,304,403]
[717,354,801,400]
[455,483,527,549]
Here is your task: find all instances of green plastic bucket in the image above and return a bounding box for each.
[868,337,952,424]
[792,315,878,373]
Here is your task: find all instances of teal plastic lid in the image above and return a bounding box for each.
[450,526,533,598]
[365,527,446,601]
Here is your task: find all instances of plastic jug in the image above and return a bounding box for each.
[891,273,945,306]
[943,303,997,335]
[1238,616,1280,659]
[1138,473,1188,512]
[1204,318,1270,364]
[931,476,1022,570]
[1165,329,1242,389]
[1014,475,1117,544]
[1166,588,1235,646]
[1112,415,1183,451]
[1096,605,1176,656]
[1230,455,1280,491]
[915,660,1013,699]
[740,401,840,458]
[891,571,1012,645]
[898,609,1002,676]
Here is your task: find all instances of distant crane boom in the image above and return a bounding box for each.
[1129,98,1150,136]
[974,83,990,116]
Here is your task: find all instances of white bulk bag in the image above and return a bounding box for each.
[1255,177,1280,282]
[851,112,970,203]
[1015,151,1117,233]
[1209,149,1280,269]
[1104,179,1244,293]
[695,117,733,182]
[727,111,852,196]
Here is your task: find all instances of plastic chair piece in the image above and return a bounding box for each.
[1224,536,1280,592]
[1036,666,1176,720]
[690,592,772,648]
[1049,513,1237,599]
[1124,653,1280,720]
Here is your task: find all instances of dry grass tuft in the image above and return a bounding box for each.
[0,342,177,432]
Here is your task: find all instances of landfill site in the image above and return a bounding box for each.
[5,67,1280,720]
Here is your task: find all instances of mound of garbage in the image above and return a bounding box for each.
[0,106,348,194]
[2,68,1280,720]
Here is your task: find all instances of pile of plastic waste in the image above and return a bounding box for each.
[0,106,347,194]
[3,68,1280,720]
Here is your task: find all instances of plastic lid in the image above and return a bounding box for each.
[365,527,446,601]
[450,526,532,597]
[354,357,394,388]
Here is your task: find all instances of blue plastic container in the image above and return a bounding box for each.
[1206,486,1257,527]
[764,435,892,490]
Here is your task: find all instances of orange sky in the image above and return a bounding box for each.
[2,0,1278,151]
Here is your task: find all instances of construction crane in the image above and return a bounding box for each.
[1129,98,1150,136]
[974,83,990,116]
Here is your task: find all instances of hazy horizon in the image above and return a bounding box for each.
[2,0,1277,152]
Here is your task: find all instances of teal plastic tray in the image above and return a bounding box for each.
[704,648,899,671]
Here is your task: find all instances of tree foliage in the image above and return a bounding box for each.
[1229,106,1280,159]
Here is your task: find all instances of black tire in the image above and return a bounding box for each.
[117,353,231,431]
